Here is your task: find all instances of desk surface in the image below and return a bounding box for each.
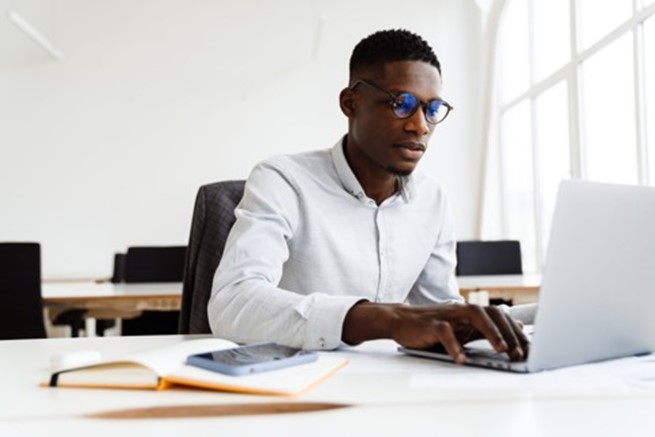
[1,335,654,436]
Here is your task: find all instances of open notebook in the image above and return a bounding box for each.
[46,338,347,396]
[401,180,655,373]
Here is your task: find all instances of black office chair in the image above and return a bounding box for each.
[178,180,245,334]
[455,240,523,276]
[120,246,187,336]
[124,246,187,283]
[111,253,126,283]
[0,242,47,339]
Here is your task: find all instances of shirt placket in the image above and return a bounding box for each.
[374,207,389,302]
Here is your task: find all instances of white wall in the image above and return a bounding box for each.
[0,0,483,279]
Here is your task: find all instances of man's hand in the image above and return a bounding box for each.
[342,302,529,363]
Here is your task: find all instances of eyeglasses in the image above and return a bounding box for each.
[350,79,453,125]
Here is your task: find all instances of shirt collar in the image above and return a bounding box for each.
[330,136,415,203]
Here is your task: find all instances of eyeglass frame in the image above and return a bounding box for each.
[349,79,453,125]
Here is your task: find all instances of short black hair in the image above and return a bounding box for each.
[349,29,441,80]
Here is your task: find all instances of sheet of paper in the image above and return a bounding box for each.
[408,354,655,396]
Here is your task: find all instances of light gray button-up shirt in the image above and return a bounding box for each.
[208,138,463,350]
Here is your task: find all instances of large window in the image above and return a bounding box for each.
[581,33,638,184]
[534,81,570,260]
[489,0,655,272]
[501,101,536,271]
[533,0,570,82]
[646,16,655,182]
[578,0,631,50]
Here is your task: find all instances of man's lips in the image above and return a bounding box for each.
[394,141,426,152]
[393,141,426,160]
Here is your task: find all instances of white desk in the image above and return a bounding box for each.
[1,335,654,436]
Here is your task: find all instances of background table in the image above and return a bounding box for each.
[43,275,541,312]
[42,281,182,311]
[41,277,540,336]
[457,274,541,304]
[42,282,182,336]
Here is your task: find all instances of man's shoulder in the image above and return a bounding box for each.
[253,148,334,184]
[260,148,331,170]
[245,147,340,207]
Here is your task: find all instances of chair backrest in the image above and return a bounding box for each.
[0,242,47,339]
[455,240,523,276]
[178,180,245,334]
[121,247,186,336]
[111,253,126,284]
[124,246,187,283]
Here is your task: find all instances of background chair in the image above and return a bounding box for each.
[120,246,187,336]
[0,242,47,339]
[456,240,522,306]
[111,253,126,283]
[124,246,186,283]
[455,240,523,276]
[178,180,245,334]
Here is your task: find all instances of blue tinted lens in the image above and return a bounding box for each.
[392,93,419,118]
[426,100,445,123]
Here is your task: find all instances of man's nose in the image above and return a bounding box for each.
[404,106,430,135]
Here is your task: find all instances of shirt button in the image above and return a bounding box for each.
[318,337,326,348]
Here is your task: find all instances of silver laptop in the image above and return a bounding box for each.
[400,180,655,373]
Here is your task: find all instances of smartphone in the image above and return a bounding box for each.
[186,342,318,376]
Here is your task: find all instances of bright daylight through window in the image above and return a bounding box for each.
[488,0,655,272]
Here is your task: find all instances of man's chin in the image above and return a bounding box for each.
[386,165,415,177]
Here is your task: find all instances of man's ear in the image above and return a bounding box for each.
[339,88,356,117]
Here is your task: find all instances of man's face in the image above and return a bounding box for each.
[341,60,443,177]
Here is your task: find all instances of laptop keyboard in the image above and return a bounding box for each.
[463,327,533,364]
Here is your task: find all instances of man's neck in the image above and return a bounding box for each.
[362,175,398,205]
[342,138,399,205]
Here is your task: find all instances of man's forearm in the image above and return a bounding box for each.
[341,301,400,345]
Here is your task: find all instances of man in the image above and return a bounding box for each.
[209,29,529,363]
